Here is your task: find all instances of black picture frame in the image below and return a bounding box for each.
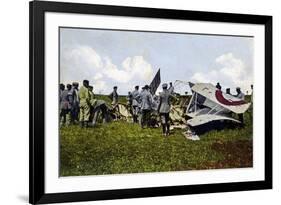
[29,1,272,204]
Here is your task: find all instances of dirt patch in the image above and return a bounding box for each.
[202,140,253,169]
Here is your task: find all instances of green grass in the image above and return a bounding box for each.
[60,109,253,176]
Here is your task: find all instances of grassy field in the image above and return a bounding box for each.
[60,106,253,176]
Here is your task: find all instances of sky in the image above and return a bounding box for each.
[60,27,254,95]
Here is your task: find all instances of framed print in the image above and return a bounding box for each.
[29,0,272,204]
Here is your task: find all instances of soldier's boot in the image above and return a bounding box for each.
[79,121,84,128]
[133,115,137,123]
[162,124,166,136]
[166,124,170,136]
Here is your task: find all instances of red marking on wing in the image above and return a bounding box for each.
[215,90,246,106]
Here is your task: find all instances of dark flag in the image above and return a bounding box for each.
[149,68,161,95]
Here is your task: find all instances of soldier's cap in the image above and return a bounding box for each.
[72,82,79,86]
[236,87,241,90]
[135,85,139,89]
[144,85,149,89]
[83,80,89,84]
[162,83,168,88]
[113,86,118,89]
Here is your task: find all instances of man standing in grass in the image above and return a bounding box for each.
[71,82,79,123]
[78,80,91,127]
[131,85,140,123]
[109,86,119,113]
[60,84,73,126]
[88,85,97,125]
[139,85,153,128]
[158,83,172,136]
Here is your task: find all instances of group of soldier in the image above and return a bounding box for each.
[59,80,175,136]
[216,82,253,126]
[125,82,174,136]
[216,82,249,101]
[59,80,108,128]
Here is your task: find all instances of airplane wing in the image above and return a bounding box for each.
[187,114,241,127]
[191,83,251,114]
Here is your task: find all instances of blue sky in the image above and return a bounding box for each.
[60,27,253,95]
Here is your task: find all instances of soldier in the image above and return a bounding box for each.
[216,82,222,90]
[168,82,174,94]
[126,91,133,118]
[109,86,119,112]
[59,83,65,124]
[158,83,172,136]
[139,85,153,128]
[60,84,73,126]
[78,80,91,127]
[235,87,245,126]
[88,85,98,126]
[71,82,79,123]
[131,86,140,123]
[89,85,109,125]
[235,87,245,100]
[226,88,231,95]
[59,83,65,101]
[88,85,97,108]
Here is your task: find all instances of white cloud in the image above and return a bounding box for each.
[191,53,253,92]
[93,73,103,80]
[61,45,154,94]
[103,57,132,83]
[92,80,107,94]
[121,56,153,81]
[69,45,103,69]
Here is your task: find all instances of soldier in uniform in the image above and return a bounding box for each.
[158,83,172,136]
[168,82,174,94]
[226,88,231,95]
[126,91,133,118]
[78,80,91,127]
[71,82,79,123]
[59,83,65,124]
[88,85,110,126]
[139,85,153,128]
[109,86,119,112]
[59,83,65,100]
[235,87,245,100]
[60,84,73,126]
[88,85,97,108]
[235,87,245,126]
[131,86,140,123]
[216,82,222,90]
[88,85,97,124]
